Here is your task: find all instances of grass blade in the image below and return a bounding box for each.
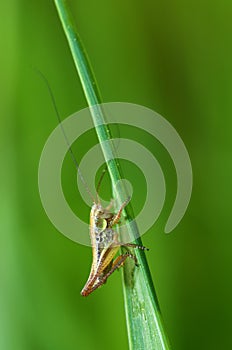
[54,1,171,348]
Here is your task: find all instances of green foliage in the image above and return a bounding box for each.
[1,1,232,350]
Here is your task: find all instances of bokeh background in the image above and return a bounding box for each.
[1,1,232,349]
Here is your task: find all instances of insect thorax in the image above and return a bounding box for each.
[91,203,116,248]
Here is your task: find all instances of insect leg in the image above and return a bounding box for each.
[85,252,138,295]
[117,242,149,251]
[110,197,130,226]
[105,198,115,211]
[112,251,139,267]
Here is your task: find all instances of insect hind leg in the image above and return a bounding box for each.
[90,252,139,294]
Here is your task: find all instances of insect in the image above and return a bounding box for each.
[38,70,148,296]
[81,194,148,296]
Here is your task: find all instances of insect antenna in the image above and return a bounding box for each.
[96,167,107,204]
[36,69,96,204]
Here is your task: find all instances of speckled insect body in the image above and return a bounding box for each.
[81,200,148,296]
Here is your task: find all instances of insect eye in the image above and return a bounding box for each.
[95,217,107,232]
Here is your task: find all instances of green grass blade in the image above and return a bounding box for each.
[54,1,171,349]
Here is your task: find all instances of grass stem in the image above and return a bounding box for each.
[54,1,171,348]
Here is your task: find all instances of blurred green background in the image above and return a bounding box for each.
[1,0,232,349]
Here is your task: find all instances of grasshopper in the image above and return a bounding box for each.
[39,71,148,296]
[81,196,148,296]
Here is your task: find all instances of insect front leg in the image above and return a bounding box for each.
[110,197,131,226]
[105,199,115,211]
